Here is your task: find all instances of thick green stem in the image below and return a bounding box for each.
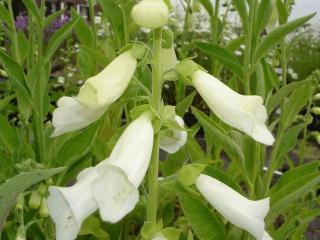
[33,0,46,163]
[210,0,220,75]
[147,28,162,223]
[88,0,97,71]
[120,0,129,45]
[243,0,257,95]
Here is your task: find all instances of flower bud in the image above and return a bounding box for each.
[37,183,47,196]
[39,197,49,218]
[131,0,169,29]
[29,190,41,210]
[311,107,320,115]
[15,194,24,211]
[313,93,320,101]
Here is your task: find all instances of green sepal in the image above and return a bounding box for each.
[28,190,41,210]
[160,105,176,122]
[132,42,149,60]
[130,104,151,120]
[175,59,205,86]
[178,164,206,187]
[141,220,163,240]
[161,227,181,240]
[162,28,174,48]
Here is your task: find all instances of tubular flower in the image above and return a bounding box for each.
[47,113,154,239]
[131,0,169,29]
[91,112,154,223]
[159,115,187,153]
[191,70,274,145]
[47,161,105,240]
[195,174,270,240]
[51,50,137,137]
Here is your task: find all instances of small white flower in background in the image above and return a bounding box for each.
[47,113,154,239]
[51,50,137,137]
[91,112,154,222]
[195,174,270,240]
[151,232,167,240]
[131,0,169,29]
[159,115,187,153]
[191,70,274,145]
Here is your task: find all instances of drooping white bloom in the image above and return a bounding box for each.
[131,0,169,29]
[191,70,274,145]
[47,113,154,239]
[91,112,154,223]
[51,50,137,137]
[47,161,107,240]
[51,97,106,137]
[195,174,270,240]
[159,115,187,153]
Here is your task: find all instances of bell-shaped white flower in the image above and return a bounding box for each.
[131,0,169,29]
[191,70,274,145]
[195,174,270,240]
[160,115,187,153]
[46,162,105,240]
[51,50,137,137]
[77,51,137,108]
[51,97,106,137]
[91,112,154,223]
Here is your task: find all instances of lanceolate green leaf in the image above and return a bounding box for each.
[176,185,226,240]
[198,0,213,16]
[268,172,320,221]
[256,0,273,34]
[70,9,94,47]
[280,81,313,130]
[267,79,311,114]
[232,0,248,32]
[0,115,18,154]
[0,168,65,232]
[22,0,42,24]
[195,42,244,78]
[54,123,100,167]
[176,91,196,117]
[253,13,316,64]
[192,107,245,171]
[44,16,79,63]
[0,3,14,29]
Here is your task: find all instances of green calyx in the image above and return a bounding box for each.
[175,59,205,85]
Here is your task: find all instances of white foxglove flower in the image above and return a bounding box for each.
[91,113,154,223]
[47,161,107,240]
[131,0,169,29]
[195,174,270,240]
[192,70,274,145]
[160,115,187,153]
[51,97,106,137]
[51,50,137,137]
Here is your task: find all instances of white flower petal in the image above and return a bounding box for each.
[195,174,270,240]
[91,165,139,223]
[51,96,106,137]
[151,232,167,240]
[107,113,154,187]
[192,70,274,145]
[160,115,187,153]
[77,51,137,108]
[47,171,98,240]
[263,231,273,240]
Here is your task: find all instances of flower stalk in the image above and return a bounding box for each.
[147,28,163,223]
